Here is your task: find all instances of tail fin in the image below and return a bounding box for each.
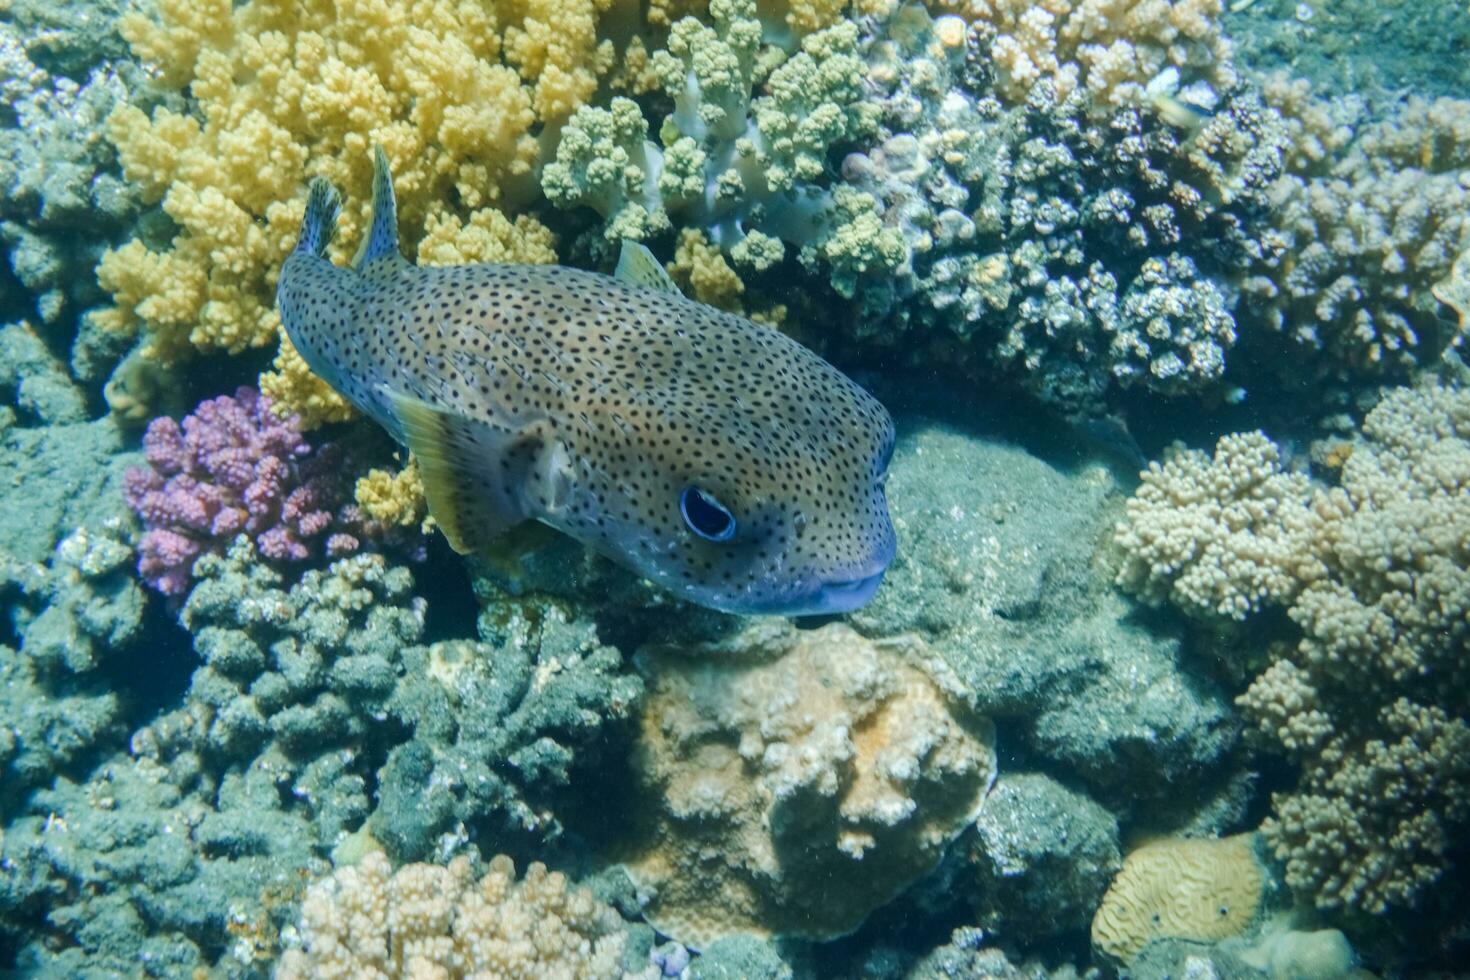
[295,177,341,257]
[352,145,405,272]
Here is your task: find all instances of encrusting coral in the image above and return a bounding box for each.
[1115,379,1470,918]
[620,619,996,947]
[1091,832,1267,966]
[276,851,646,979]
[96,0,575,426]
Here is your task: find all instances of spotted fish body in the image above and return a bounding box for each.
[277,150,896,616]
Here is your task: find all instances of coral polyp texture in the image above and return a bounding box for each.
[1090,832,1266,966]
[1116,379,1470,917]
[951,0,1236,110]
[1239,94,1470,383]
[621,620,996,947]
[122,387,364,594]
[543,0,888,275]
[819,3,1287,412]
[96,0,569,425]
[276,851,643,979]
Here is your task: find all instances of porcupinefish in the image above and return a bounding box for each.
[276,149,896,616]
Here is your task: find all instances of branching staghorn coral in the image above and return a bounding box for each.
[1115,380,1470,917]
[97,0,577,427]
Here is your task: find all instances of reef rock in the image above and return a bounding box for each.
[621,620,996,947]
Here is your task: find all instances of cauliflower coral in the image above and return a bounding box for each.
[1115,379,1470,916]
[98,0,584,426]
[277,851,644,979]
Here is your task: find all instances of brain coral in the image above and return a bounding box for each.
[621,620,996,947]
[97,0,569,425]
[1091,833,1266,965]
[277,851,642,979]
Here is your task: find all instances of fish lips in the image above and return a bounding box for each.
[734,536,896,618]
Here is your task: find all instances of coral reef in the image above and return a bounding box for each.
[1117,380,1470,917]
[276,851,646,979]
[1113,430,1320,621]
[0,10,151,392]
[97,0,578,424]
[123,387,367,595]
[0,747,326,975]
[544,0,886,274]
[908,925,1099,980]
[952,0,1236,110]
[1239,94,1470,384]
[622,619,997,946]
[1091,833,1267,966]
[830,4,1285,412]
[1,530,643,974]
[0,524,141,805]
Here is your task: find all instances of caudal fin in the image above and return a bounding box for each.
[295,177,341,257]
[352,145,405,272]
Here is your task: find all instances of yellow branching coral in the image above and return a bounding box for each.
[355,458,430,531]
[668,228,746,311]
[103,0,609,424]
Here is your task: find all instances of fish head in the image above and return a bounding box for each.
[547,348,898,617]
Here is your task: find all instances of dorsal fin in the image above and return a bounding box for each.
[614,240,680,293]
[353,145,409,275]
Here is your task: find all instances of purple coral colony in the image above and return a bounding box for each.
[2,0,1469,977]
[125,387,365,595]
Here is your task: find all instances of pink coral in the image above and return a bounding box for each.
[125,387,366,595]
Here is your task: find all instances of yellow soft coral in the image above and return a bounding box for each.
[105,0,610,425]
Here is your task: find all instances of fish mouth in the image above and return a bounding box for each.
[805,568,888,615]
[736,565,890,618]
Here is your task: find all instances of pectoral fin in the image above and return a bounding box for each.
[385,391,571,556]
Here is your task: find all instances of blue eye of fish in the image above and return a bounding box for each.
[681,486,737,542]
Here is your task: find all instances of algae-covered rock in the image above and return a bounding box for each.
[853,420,1238,814]
[687,935,794,980]
[967,772,1122,944]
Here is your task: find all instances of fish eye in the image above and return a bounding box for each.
[680,486,736,542]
